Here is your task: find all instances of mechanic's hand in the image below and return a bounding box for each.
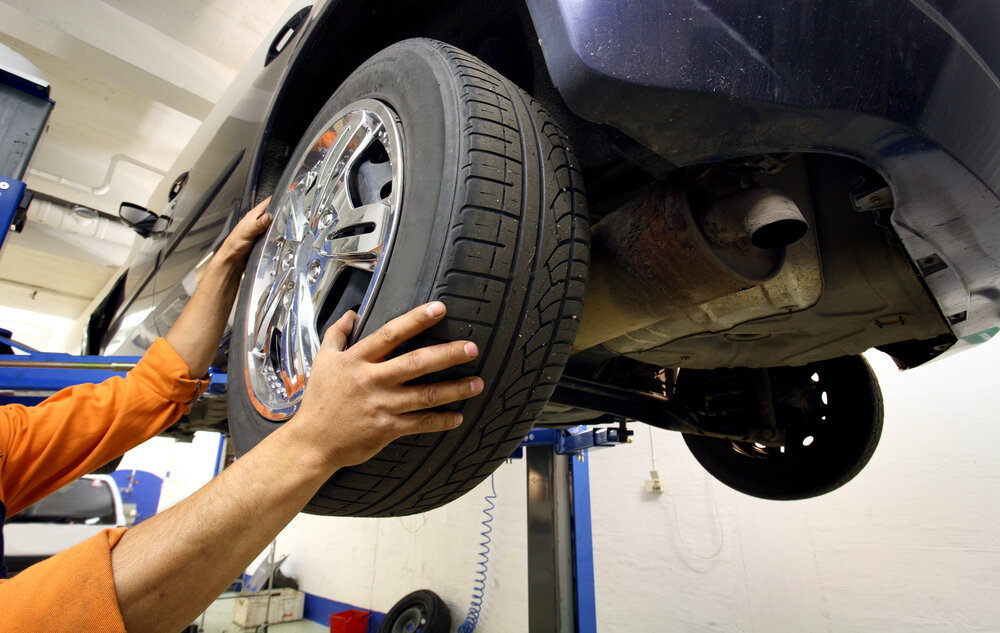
[216,196,273,265]
[288,301,483,471]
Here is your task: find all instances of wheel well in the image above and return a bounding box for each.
[254,0,675,214]
[255,0,539,199]
[88,273,127,354]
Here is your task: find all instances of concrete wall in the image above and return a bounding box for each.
[259,340,999,632]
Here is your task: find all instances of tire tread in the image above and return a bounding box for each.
[293,40,588,516]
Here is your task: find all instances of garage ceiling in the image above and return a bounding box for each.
[0,0,296,350]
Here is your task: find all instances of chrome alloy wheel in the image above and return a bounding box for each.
[244,99,403,420]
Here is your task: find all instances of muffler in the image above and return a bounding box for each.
[574,182,808,351]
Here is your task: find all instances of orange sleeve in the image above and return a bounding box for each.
[0,528,128,633]
[0,338,209,515]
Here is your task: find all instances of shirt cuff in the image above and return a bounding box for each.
[131,338,210,406]
[0,528,128,633]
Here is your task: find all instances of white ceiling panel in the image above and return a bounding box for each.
[1,0,236,109]
[102,0,290,72]
[0,238,116,299]
[0,0,294,349]
[0,32,201,213]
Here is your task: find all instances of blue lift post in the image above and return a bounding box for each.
[1,42,56,254]
[519,425,630,633]
[0,175,27,253]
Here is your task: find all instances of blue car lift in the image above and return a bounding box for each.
[0,175,27,252]
[518,424,631,633]
[1,330,626,633]
[0,333,227,407]
[1,43,55,255]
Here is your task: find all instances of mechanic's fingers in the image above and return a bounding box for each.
[395,409,466,438]
[248,195,271,215]
[320,311,358,352]
[241,196,273,235]
[379,339,479,383]
[388,376,484,413]
[352,301,447,360]
[255,210,273,231]
[221,197,272,263]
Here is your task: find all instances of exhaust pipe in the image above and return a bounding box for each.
[574,183,808,351]
[721,188,808,249]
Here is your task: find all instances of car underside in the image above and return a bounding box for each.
[93,0,1000,510]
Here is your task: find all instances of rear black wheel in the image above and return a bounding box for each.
[681,355,883,500]
[228,39,589,516]
[377,590,450,633]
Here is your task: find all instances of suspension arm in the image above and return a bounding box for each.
[549,375,784,445]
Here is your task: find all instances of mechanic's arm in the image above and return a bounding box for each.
[0,200,272,517]
[164,197,272,378]
[112,302,483,633]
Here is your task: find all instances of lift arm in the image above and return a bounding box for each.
[0,338,226,407]
[550,374,785,445]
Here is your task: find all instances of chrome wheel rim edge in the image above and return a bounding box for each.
[244,98,404,420]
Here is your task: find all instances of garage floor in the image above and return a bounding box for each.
[197,593,327,633]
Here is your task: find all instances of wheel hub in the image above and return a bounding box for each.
[244,99,404,420]
[393,606,426,633]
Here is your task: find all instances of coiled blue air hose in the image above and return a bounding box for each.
[457,474,497,633]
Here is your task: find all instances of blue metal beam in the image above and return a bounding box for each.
[0,176,26,253]
[520,425,629,455]
[0,351,227,406]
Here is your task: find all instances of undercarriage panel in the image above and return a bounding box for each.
[600,155,951,369]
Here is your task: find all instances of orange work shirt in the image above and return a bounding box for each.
[0,337,208,632]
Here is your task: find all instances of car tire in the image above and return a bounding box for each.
[228,39,589,516]
[681,355,883,500]
[376,590,450,633]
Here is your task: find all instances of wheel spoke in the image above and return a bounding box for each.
[320,178,353,230]
[305,255,330,298]
[315,121,379,221]
[310,119,357,222]
[290,185,311,242]
[250,268,294,358]
[283,181,311,243]
[278,273,320,396]
[338,116,379,177]
[276,297,296,393]
[313,202,389,271]
[294,271,322,359]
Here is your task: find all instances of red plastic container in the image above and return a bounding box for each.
[329,609,369,633]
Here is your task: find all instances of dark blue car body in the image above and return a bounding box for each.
[96,0,1000,385]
